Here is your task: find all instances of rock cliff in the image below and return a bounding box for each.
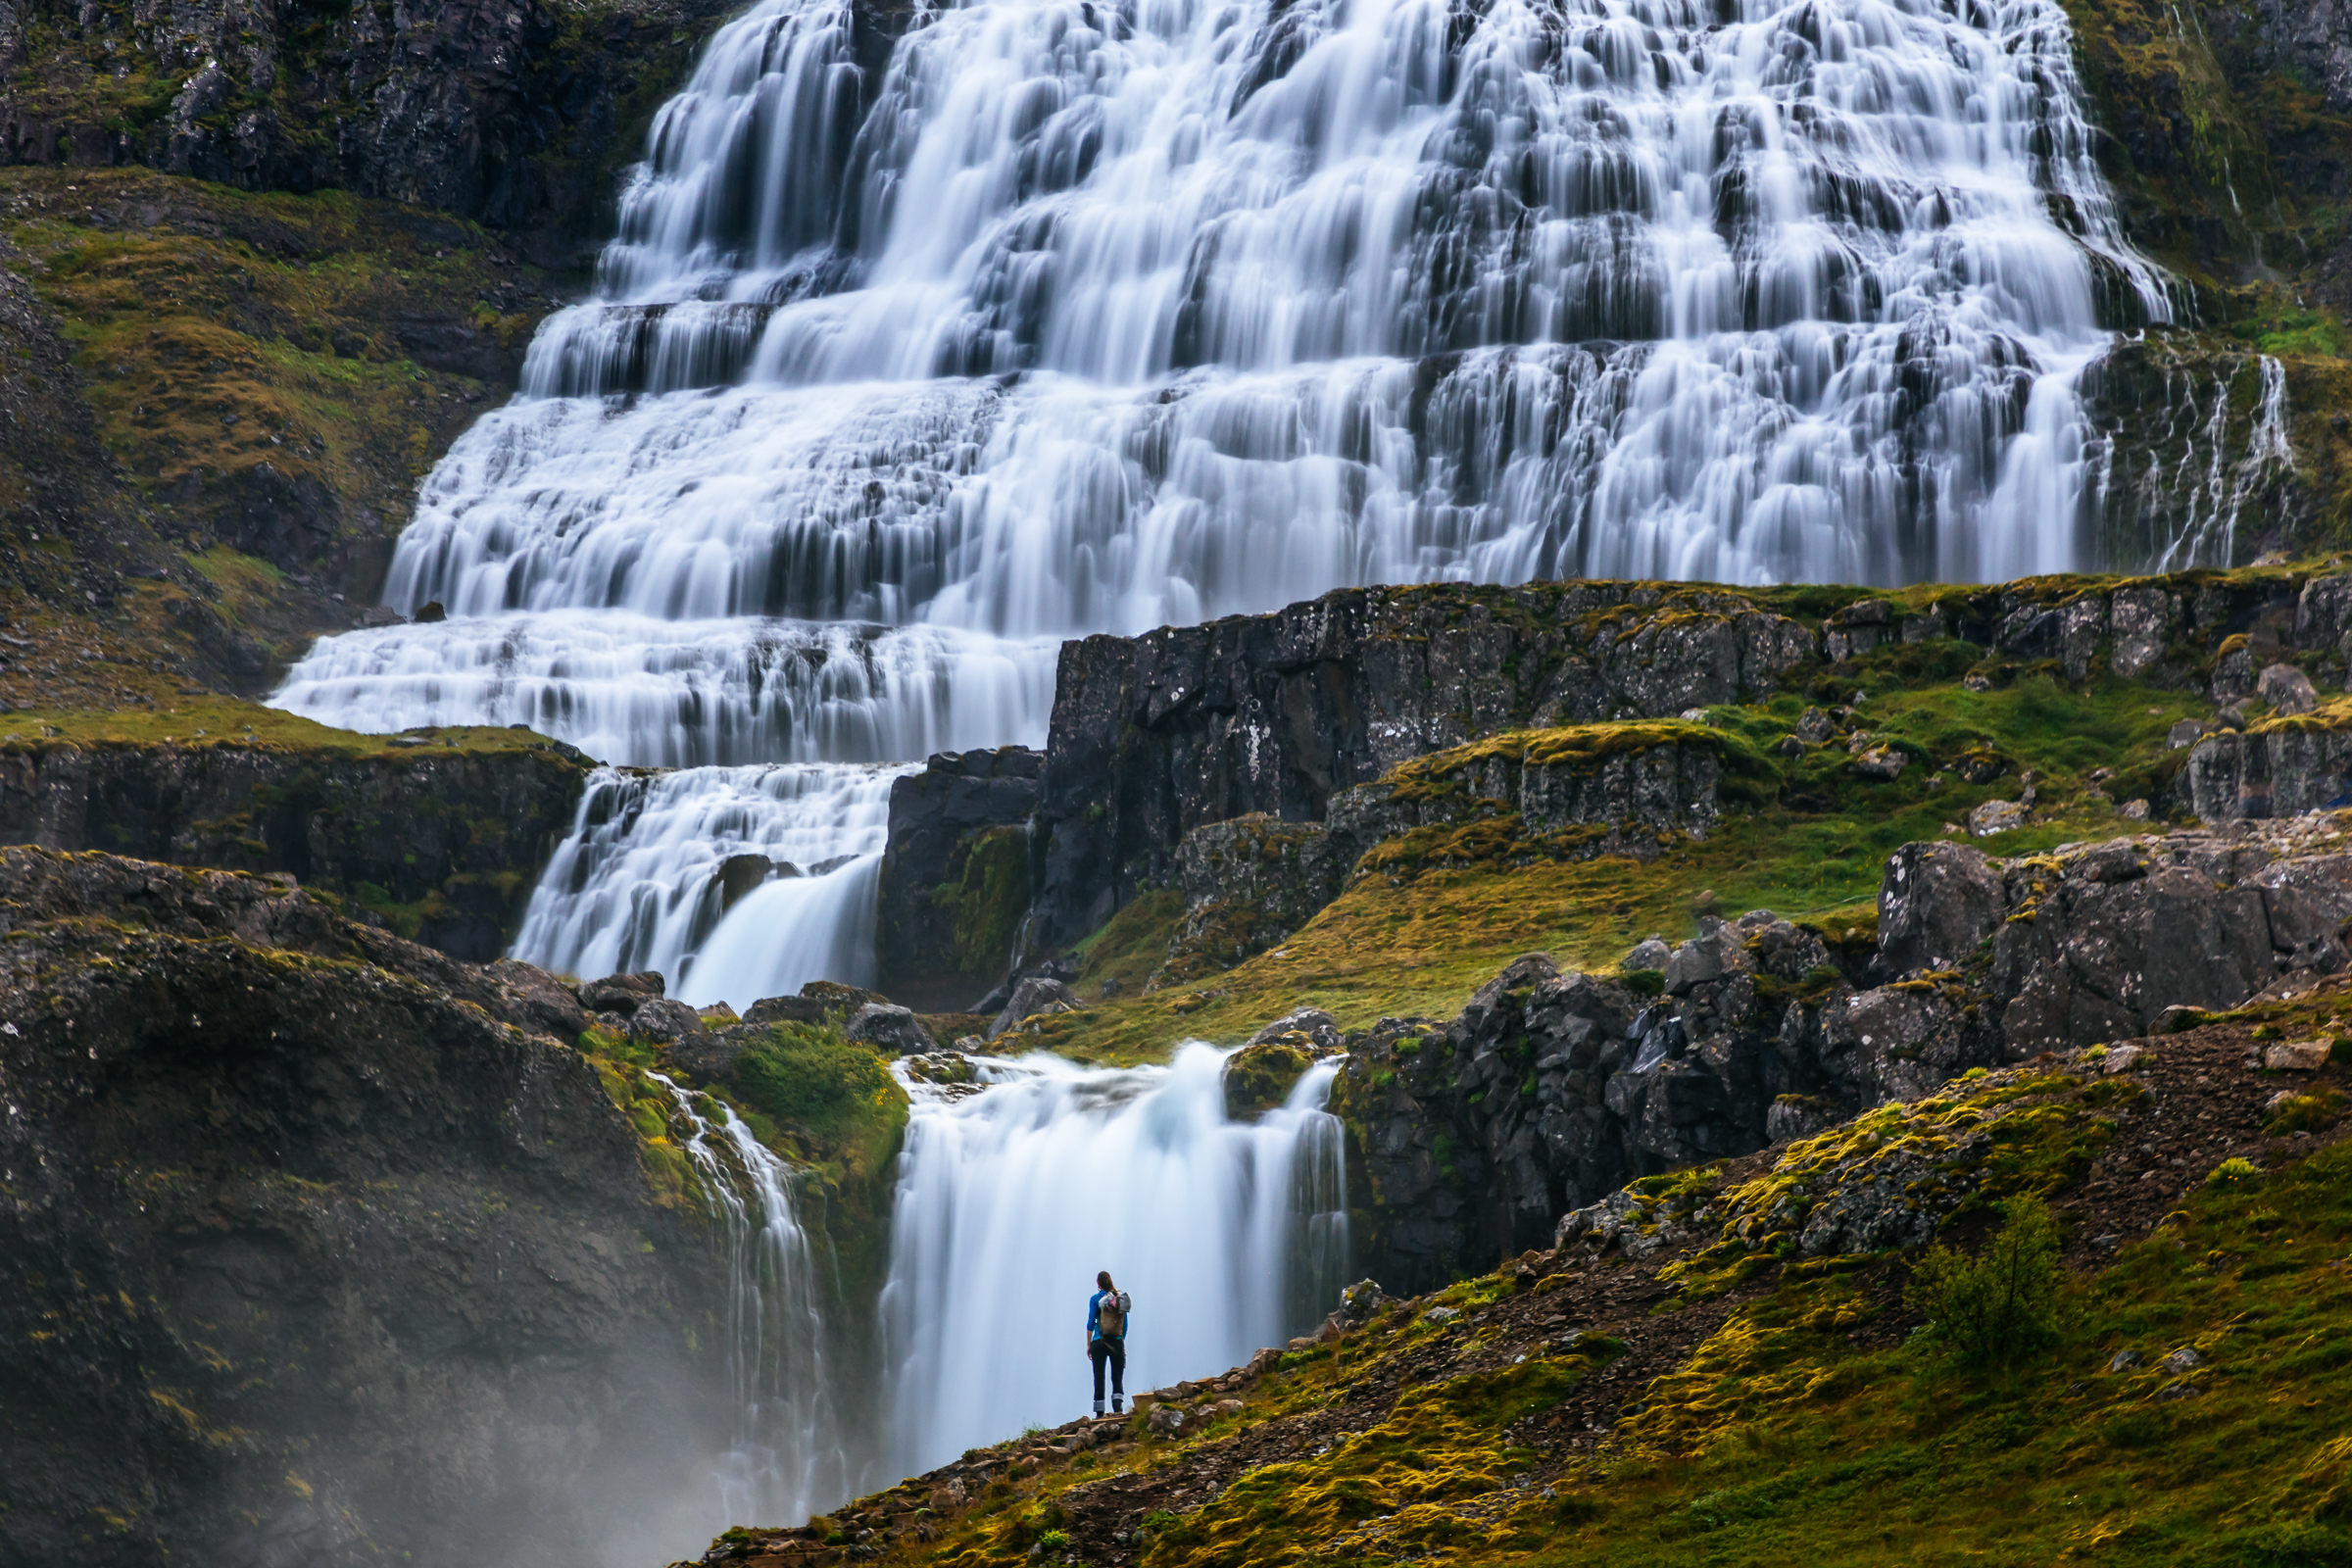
[0,847,731,1568]
[1329,812,2352,1291]
[0,726,593,956]
[874,746,1040,1010]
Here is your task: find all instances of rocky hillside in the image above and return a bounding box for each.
[681,970,2352,1568]
[0,847,729,1568]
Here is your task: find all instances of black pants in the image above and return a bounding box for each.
[1090,1337,1126,1407]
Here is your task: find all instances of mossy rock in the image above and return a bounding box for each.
[1222,1041,1314,1121]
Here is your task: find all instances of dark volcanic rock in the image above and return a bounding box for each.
[0,734,593,958]
[846,1001,936,1055]
[582,970,666,1014]
[1029,584,1811,949]
[1876,841,2007,977]
[1,0,743,262]
[990,974,1083,1039]
[875,746,1042,1006]
[0,848,725,1568]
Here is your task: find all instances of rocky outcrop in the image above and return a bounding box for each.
[0,0,779,262]
[2180,717,2352,820]
[875,746,1040,1007]
[0,731,594,957]
[1330,813,2352,1289]
[0,848,726,1568]
[1029,584,1813,950]
[1027,568,2352,959]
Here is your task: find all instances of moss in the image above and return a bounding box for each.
[927,824,1032,988]
[1221,1040,1313,1120]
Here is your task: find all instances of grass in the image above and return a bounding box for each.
[1027,644,2217,1063]
[0,693,576,760]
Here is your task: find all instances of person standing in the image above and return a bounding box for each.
[1087,1270,1130,1417]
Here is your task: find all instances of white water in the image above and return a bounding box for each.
[271,0,2174,1007]
[659,1075,854,1526]
[512,762,908,1006]
[881,1047,1350,1474]
[261,0,2180,1528]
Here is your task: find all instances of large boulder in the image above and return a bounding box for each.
[846,1003,937,1056]
[581,971,665,1015]
[1877,842,2007,976]
[874,746,1043,1005]
[989,975,1083,1039]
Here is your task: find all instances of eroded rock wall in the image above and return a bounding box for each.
[0,733,592,956]
[1332,815,2352,1290]
[0,848,725,1568]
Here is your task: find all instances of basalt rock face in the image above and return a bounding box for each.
[0,0,756,263]
[1029,584,1813,950]
[1332,818,2352,1289]
[875,746,1040,1008]
[0,734,592,957]
[0,848,721,1568]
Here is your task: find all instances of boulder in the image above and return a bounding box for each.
[874,746,1043,1003]
[989,975,1083,1038]
[581,971,665,1015]
[2264,1040,2332,1071]
[742,994,828,1027]
[2258,663,2320,717]
[1877,841,2005,976]
[1222,1040,1314,1120]
[2180,726,2352,822]
[626,997,706,1047]
[484,957,590,1040]
[845,1003,936,1056]
[714,854,774,913]
[1246,1007,1344,1054]
[1968,799,2028,837]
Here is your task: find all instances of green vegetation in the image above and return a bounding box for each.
[722,1021,911,1195]
[1029,619,2217,1062]
[1904,1197,2067,1370]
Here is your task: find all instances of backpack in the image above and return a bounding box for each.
[1098,1290,1130,1339]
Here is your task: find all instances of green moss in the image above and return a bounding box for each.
[928,824,1032,988]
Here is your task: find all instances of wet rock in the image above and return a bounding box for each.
[0,849,714,1568]
[1878,842,2006,976]
[715,854,775,913]
[581,971,665,1015]
[2258,662,2320,716]
[846,1003,937,1056]
[989,975,1083,1038]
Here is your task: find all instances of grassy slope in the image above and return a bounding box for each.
[1029,588,2230,1064]
[771,999,2352,1568]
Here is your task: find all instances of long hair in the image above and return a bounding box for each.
[1097,1270,1114,1292]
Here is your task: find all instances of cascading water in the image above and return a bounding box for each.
[274,0,2174,1005]
[511,763,909,1005]
[880,1047,1350,1474]
[260,0,2185,1528]
[657,1074,856,1526]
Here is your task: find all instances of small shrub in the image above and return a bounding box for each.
[1035,1527,1070,1551]
[1905,1196,2064,1369]
[1623,968,1666,998]
[2267,1090,2344,1135]
[2207,1156,2262,1187]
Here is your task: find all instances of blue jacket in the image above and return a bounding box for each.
[1088,1289,1129,1342]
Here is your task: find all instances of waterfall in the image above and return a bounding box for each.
[259,2,2180,1518]
[880,1047,1350,1474]
[657,1075,857,1526]
[511,762,910,1007]
[270,0,2173,1006]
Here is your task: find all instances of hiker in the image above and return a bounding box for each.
[1087,1270,1130,1416]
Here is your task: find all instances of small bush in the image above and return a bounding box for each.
[1905,1196,2064,1369]
[1035,1527,1070,1551]
[2207,1156,2263,1187]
